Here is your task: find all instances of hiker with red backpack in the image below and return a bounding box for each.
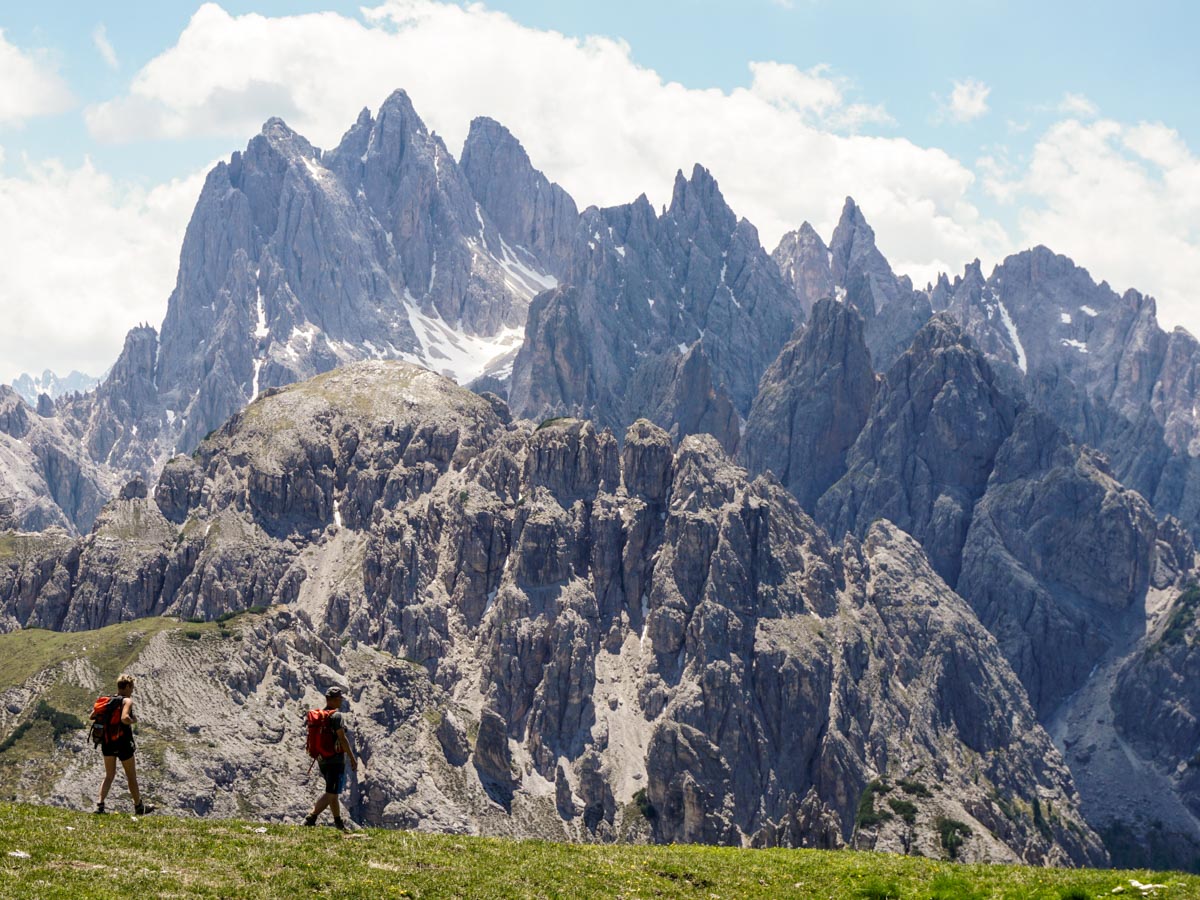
[91,673,151,816]
[303,686,358,830]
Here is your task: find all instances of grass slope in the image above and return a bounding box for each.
[0,804,1196,899]
[0,615,259,803]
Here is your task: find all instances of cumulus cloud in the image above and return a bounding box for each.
[0,154,204,381]
[92,24,119,70]
[83,1,999,291]
[940,78,991,123]
[0,29,73,126]
[984,118,1200,336]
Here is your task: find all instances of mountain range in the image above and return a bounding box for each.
[2,90,1199,870]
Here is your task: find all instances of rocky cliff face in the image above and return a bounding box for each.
[0,361,1102,864]
[739,298,876,510]
[818,315,1020,588]
[0,386,114,533]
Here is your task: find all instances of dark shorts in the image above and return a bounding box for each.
[102,734,135,762]
[318,755,346,795]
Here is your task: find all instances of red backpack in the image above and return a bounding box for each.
[305,709,340,759]
[89,696,125,747]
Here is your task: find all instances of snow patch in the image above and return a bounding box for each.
[250,358,263,400]
[401,298,524,385]
[1061,338,1089,353]
[332,496,343,529]
[1060,312,1072,325]
[302,157,329,181]
[997,298,1028,374]
[254,282,269,339]
[834,286,847,303]
[494,238,558,301]
[1080,305,1099,317]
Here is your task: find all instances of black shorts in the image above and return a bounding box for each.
[102,734,135,762]
[318,756,346,794]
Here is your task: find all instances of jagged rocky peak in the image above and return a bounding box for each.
[63,88,571,498]
[667,164,738,238]
[830,196,889,296]
[817,197,931,372]
[460,116,579,277]
[510,159,802,442]
[772,221,834,316]
[9,369,99,406]
[740,297,876,511]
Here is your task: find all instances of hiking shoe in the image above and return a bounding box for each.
[303,815,317,827]
[133,803,155,816]
[332,817,346,831]
[94,802,105,815]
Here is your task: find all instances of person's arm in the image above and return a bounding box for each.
[335,728,357,771]
[121,698,137,725]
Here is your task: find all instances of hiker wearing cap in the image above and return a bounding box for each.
[93,673,152,816]
[303,686,358,830]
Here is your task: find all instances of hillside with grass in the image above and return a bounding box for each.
[0,803,1195,899]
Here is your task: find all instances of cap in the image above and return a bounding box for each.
[325,686,345,698]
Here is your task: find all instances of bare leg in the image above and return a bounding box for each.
[329,794,341,819]
[121,756,141,807]
[98,756,117,805]
[308,793,332,819]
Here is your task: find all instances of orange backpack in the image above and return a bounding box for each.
[305,709,340,759]
[89,696,125,747]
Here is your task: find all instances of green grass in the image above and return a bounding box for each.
[0,803,1198,899]
[1158,583,1200,648]
[856,780,893,829]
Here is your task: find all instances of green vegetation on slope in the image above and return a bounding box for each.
[0,616,256,802]
[0,803,1196,899]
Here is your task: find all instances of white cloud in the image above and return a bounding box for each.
[92,24,119,70]
[985,118,1200,337]
[0,154,205,381]
[747,61,893,131]
[0,29,73,126]
[1058,92,1098,118]
[940,78,991,124]
[83,1,997,294]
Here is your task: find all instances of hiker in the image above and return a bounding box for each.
[93,673,150,815]
[304,686,358,830]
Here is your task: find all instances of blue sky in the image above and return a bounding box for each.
[0,1,1197,379]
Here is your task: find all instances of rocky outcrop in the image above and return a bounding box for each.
[0,361,1101,864]
[739,298,876,510]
